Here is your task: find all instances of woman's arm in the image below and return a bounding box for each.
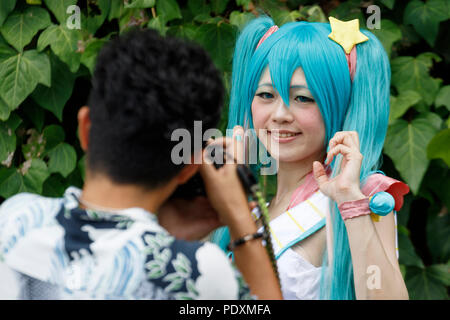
[313,131,408,300]
[343,204,408,299]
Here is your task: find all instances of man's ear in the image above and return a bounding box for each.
[176,164,200,185]
[78,106,91,152]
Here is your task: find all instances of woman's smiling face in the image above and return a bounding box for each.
[251,67,326,163]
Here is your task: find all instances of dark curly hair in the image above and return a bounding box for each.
[87,29,224,189]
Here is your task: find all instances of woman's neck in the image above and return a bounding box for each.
[273,151,325,205]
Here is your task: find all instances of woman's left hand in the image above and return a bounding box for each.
[312,131,366,205]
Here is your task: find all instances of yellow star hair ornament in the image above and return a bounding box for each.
[328,17,369,54]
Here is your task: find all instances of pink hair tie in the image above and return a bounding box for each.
[256,25,279,49]
[346,46,357,82]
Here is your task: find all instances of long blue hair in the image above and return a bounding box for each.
[211,16,391,300]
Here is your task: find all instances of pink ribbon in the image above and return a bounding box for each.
[256,25,279,49]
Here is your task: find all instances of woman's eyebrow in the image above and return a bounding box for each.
[257,83,273,88]
[290,85,309,89]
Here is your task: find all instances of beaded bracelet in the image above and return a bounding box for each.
[226,231,264,251]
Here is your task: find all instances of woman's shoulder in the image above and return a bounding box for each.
[362,172,410,211]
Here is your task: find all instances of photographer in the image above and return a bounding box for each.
[0,29,281,300]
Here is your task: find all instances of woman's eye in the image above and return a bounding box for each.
[295,95,314,103]
[256,92,274,99]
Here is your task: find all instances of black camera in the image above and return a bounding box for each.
[170,145,258,199]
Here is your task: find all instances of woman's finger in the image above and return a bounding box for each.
[329,131,359,150]
[313,161,329,188]
[232,126,245,164]
[325,144,359,165]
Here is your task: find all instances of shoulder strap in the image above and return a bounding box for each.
[262,191,328,260]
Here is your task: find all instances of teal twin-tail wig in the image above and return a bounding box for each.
[211,16,391,300]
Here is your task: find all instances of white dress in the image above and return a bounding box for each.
[255,189,400,300]
[256,191,329,300]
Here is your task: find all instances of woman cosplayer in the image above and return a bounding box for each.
[211,16,410,300]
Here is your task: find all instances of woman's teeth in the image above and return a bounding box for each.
[271,132,300,138]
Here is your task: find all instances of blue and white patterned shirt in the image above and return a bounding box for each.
[0,187,252,300]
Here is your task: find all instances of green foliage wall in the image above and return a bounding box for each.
[0,0,448,299]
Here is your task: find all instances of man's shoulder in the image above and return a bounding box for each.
[139,231,246,299]
[0,191,64,223]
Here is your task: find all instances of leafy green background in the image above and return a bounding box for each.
[0,0,449,299]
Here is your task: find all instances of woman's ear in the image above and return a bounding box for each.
[78,106,91,152]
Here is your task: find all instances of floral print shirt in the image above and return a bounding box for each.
[0,187,253,300]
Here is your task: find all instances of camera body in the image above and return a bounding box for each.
[170,146,258,199]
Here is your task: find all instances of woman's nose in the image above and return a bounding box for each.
[272,98,294,124]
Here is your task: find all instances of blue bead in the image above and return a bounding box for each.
[369,191,395,216]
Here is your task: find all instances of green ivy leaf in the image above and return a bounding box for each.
[21,128,45,161]
[21,99,45,132]
[43,124,64,150]
[156,0,182,23]
[194,22,237,72]
[19,159,50,194]
[389,90,422,123]
[0,96,11,121]
[0,159,50,197]
[125,0,155,9]
[210,0,229,15]
[0,120,16,166]
[187,0,210,16]
[371,19,402,57]
[404,0,448,47]
[380,0,395,10]
[167,23,197,40]
[417,111,443,131]
[391,53,442,106]
[0,167,21,198]
[0,47,51,111]
[80,38,108,75]
[0,0,17,27]
[427,209,450,263]
[435,85,450,111]
[271,10,302,26]
[405,264,450,299]
[85,0,111,34]
[398,231,425,268]
[119,8,148,33]
[329,0,365,26]
[46,142,77,178]
[43,0,78,25]
[384,118,438,194]
[37,24,82,73]
[42,173,67,197]
[229,11,254,31]
[42,125,76,177]
[236,0,251,9]
[108,0,124,21]
[148,16,167,35]
[32,53,77,121]
[427,128,450,166]
[0,7,51,52]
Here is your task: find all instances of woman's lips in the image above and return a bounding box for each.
[268,130,302,143]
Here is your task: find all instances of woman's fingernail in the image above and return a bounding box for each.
[235,135,242,142]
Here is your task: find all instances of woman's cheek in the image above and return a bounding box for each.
[251,100,269,130]
[294,107,326,142]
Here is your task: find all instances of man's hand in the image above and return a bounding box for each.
[157,196,222,241]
